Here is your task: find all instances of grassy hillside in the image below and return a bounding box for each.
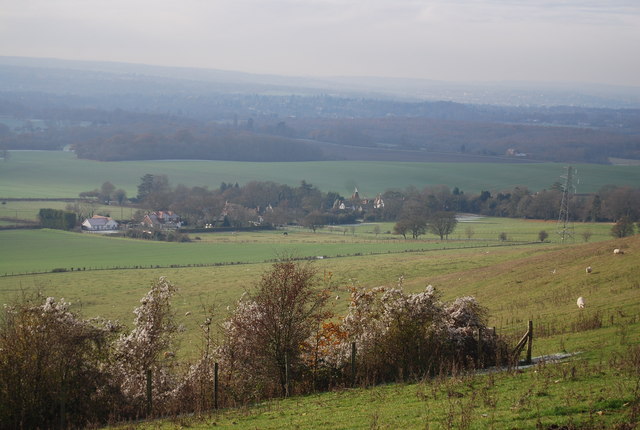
[1,150,639,198]
[130,328,639,429]
[0,218,612,275]
[114,234,640,429]
[0,221,631,357]
[1,218,638,428]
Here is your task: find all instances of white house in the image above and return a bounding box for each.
[82,215,119,231]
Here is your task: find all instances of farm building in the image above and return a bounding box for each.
[82,215,118,231]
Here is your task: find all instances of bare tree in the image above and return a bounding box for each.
[465,225,475,240]
[373,224,381,237]
[218,260,330,398]
[302,210,326,232]
[428,211,458,240]
[611,216,635,238]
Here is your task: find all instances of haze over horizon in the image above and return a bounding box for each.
[2,0,639,88]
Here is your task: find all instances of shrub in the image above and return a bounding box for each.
[216,260,330,403]
[0,294,122,428]
[611,216,635,238]
[110,277,180,415]
[322,281,509,386]
[339,283,447,383]
[538,230,549,242]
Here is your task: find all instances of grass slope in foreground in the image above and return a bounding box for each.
[133,327,639,429]
[124,236,640,429]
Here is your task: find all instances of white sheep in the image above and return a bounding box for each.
[613,248,624,255]
[577,297,585,309]
[586,266,592,274]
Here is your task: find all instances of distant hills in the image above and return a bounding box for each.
[2,56,640,108]
[0,56,639,164]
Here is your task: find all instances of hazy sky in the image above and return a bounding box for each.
[2,0,639,86]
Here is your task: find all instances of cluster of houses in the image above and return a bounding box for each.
[81,211,181,233]
[332,188,385,212]
[80,188,386,232]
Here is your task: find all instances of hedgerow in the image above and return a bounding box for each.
[0,264,508,428]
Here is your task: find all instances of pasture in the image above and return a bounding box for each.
[1,217,638,428]
[0,217,613,275]
[1,150,640,198]
[105,233,640,429]
[0,217,628,357]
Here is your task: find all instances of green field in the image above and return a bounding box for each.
[1,150,639,198]
[100,232,639,429]
[1,217,638,428]
[0,218,613,275]
[0,217,622,349]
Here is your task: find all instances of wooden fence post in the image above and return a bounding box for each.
[59,373,67,430]
[476,327,483,368]
[146,369,153,416]
[351,342,356,387]
[526,320,533,365]
[284,352,289,397]
[214,362,219,410]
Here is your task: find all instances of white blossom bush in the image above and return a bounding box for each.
[445,296,508,367]
[0,294,121,428]
[216,300,276,404]
[167,306,218,414]
[322,281,508,385]
[166,353,216,414]
[334,283,448,382]
[111,277,180,414]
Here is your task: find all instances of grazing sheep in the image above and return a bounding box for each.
[586,266,592,274]
[577,297,585,309]
[613,248,624,255]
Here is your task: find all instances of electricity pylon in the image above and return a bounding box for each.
[557,166,577,243]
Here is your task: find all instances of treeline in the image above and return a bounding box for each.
[0,112,326,162]
[1,91,640,163]
[73,129,325,162]
[84,175,640,233]
[281,116,640,163]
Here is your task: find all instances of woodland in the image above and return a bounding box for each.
[1,60,640,164]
